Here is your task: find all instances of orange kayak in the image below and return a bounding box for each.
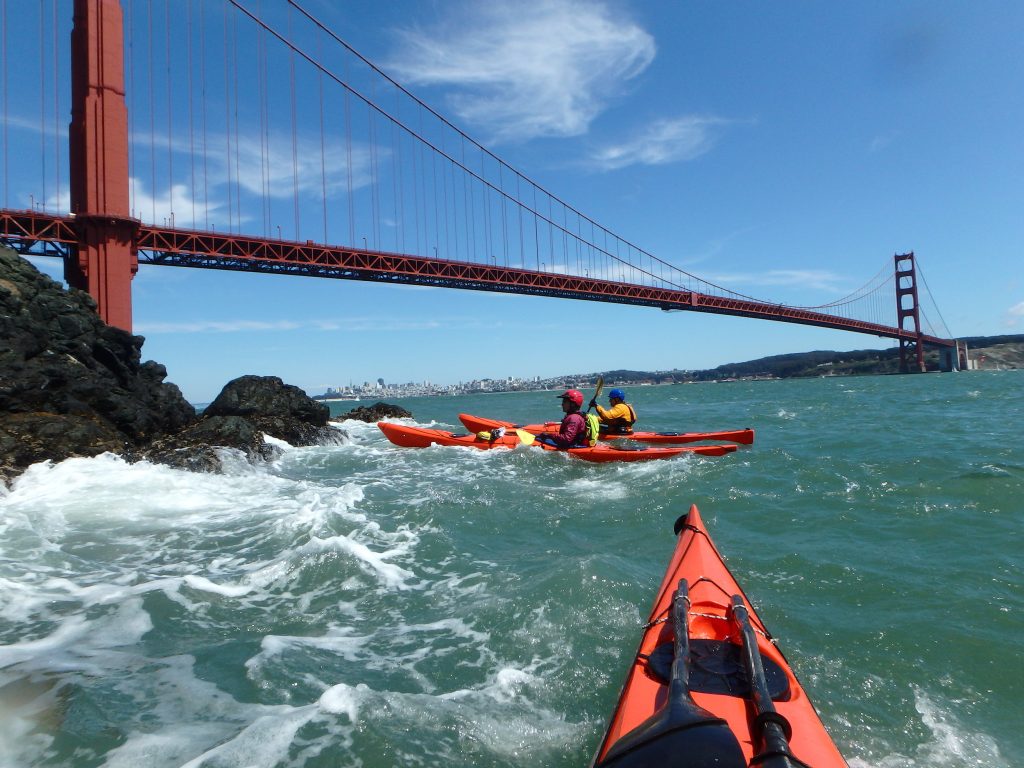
[458,413,755,446]
[592,504,847,767]
[377,422,738,463]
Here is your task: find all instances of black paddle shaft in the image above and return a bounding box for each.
[593,580,746,768]
[668,579,692,704]
[730,595,804,768]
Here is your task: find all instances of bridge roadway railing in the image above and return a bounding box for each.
[0,209,954,348]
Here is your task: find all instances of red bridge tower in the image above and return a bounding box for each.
[894,252,926,373]
[66,0,138,332]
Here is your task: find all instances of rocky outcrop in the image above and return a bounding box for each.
[1,249,194,483]
[0,249,351,485]
[339,401,412,422]
[143,375,343,472]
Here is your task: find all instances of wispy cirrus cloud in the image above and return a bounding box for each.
[706,269,850,295]
[135,319,305,334]
[386,0,655,143]
[590,117,728,171]
[1004,301,1024,328]
[134,316,508,334]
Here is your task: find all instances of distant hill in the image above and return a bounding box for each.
[591,334,1024,383]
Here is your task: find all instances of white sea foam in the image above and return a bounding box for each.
[318,681,365,720]
[298,532,416,589]
[847,686,1009,768]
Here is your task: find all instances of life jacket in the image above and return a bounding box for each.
[581,411,600,447]
[561,411,599,448]
[601,404,637,435]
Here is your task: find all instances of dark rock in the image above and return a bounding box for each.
[142,415,271,473]
[339,401,412,422]
[206,374,329,425]
[1,248,195,478]
[1,249,345,484]
[139,377,344,472]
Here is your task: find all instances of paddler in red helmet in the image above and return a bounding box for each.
[536,389,588,448]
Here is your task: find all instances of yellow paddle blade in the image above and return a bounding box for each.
[515,429,536,446]
[588,376,604,412]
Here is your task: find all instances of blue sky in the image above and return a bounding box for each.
[10,1,1024,403]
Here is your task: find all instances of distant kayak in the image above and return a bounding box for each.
[377,422,738,463]
[458,413,755,446]
[591,503,846,767]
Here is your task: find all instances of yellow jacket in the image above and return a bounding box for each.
[595,402,637,433]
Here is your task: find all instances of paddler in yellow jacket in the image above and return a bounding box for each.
[589,388,637,435]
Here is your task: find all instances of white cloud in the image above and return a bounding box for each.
[1004,301,1024,327]
[868,131,900,153]
[591,117,727,171]
[128,179,224,229]
[387,0,655,143]
[135,319,304,334]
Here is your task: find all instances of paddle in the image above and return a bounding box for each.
[595,579,745,767]
[730,595,799,767]
[515,429,536,446]
[587,376,604,413]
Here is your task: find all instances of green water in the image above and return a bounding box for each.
[1,371,1020,767]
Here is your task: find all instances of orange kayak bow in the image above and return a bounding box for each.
[592,504,846,767]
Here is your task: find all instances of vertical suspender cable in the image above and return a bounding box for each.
[1,0,7,207]
[343,57,354,245]
[481,152,490,264]
[289,3,300,239]
[419,112,428,255]
[187,0,196,227]
[533,185,539,270]
[259,4,270,236]
[392,102,402,253]
[464,137,473,262]
[38,0,45,211]
[516,175,523,265]
[317,26,327,242]
[443,132,454,260]
[410,109,421,254]
[547,194,554,272]
[395,101,406,253]
[370,81,380,249]
[165,0,173,226]
[148,0,156,223]
[126,0,135,217]
[199,0,209,230]
[498,164,507,264]
[51,0,59,212]
[232,11,241,232]
[222,2,233,232]
[432,134,439,257]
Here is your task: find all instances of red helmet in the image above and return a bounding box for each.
[558,389,584,406]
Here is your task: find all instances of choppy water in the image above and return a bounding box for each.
[1,371,1021,768]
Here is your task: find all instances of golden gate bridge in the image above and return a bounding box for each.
[0,0,961,373]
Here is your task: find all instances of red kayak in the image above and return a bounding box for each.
[591,504,847,767]
[377,422,738,463]
[458,413,755,446]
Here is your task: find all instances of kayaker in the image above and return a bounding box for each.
[536,389,588,448]
[590,388,637,435]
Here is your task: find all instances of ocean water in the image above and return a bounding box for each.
[1,371,1021,768]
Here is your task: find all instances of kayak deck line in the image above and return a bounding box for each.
[458,412,755,446]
